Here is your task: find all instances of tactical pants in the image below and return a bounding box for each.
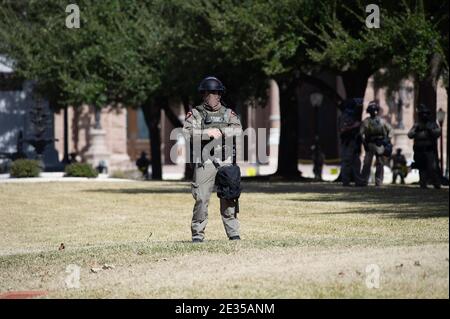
[416,151,441,188]
[361,149,384,186]
[191,161,240,241]
[392,169,405,184]
[341,140,364,186]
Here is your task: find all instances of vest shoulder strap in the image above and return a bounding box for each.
[224,108,232,123]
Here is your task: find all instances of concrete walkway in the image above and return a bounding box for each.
[0,163,421,184]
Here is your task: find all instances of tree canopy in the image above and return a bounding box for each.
[0,0,447,179]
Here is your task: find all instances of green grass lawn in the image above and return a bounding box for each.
[0,181,448,298]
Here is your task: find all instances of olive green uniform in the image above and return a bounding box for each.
[360,116,393,186]
[182,103,242,241]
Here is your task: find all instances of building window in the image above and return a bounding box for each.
[137,108,149,139]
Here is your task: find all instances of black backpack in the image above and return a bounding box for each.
[215,165,241,200]
[213,135,241,214]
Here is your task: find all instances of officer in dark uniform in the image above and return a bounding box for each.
[408,104,442,189]
[136,151,151,180]
[391,148,407,184]
[338,98,365,186]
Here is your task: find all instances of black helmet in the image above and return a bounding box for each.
[417,104,432,121]
[198,76,225,94]
[366,100,380,115]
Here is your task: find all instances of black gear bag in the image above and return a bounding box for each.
[213,135,241,215]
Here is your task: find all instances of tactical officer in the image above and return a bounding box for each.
[136,151,151,180]
[311,142,325,181]
[391,148,407,184]
[360,101,393,186]
[338,98,365,186]
[182,76,242,243]
[408,104,442,189]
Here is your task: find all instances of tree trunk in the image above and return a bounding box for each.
[416,53,443,178]
[141,98,163,180]
[275,77,301,179]
[301,73,344,104]
[341,70,371,118]
[417,53,442,120]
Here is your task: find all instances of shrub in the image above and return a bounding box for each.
[10,159,41,178]
[64,163,98,178]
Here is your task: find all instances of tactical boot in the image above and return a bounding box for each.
[229,236,241,241]
[192,238,204,243]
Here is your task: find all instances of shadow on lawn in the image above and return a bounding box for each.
[86,182,448,219]
[284,185,448,220]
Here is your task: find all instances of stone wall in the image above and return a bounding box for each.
[54,105,133,171]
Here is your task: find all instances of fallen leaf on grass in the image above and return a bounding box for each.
[102,264,115,270]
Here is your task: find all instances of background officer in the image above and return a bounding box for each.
[311,140,325,181]
[182,76,242,242]
[408,104,442,189]
[136,151,151,180]
[391,148,407,184]
[360,101,393,186]
[338,98,365,187]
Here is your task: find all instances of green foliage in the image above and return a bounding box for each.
[0,0,163,109]
[64,163,98,178]
[307,1,448,82]
[10,159,41,178]
[204,0,310,78]
[0,0,447,110]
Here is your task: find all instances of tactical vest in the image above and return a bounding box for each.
[413,122,435,150]
[392,155,406,168]
[365,117,386,141]
[195,104,232,130]
[193,104,234,164]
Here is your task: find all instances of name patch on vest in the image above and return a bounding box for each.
[210,116,225,123]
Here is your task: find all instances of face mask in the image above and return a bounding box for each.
[203,92,221,110]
